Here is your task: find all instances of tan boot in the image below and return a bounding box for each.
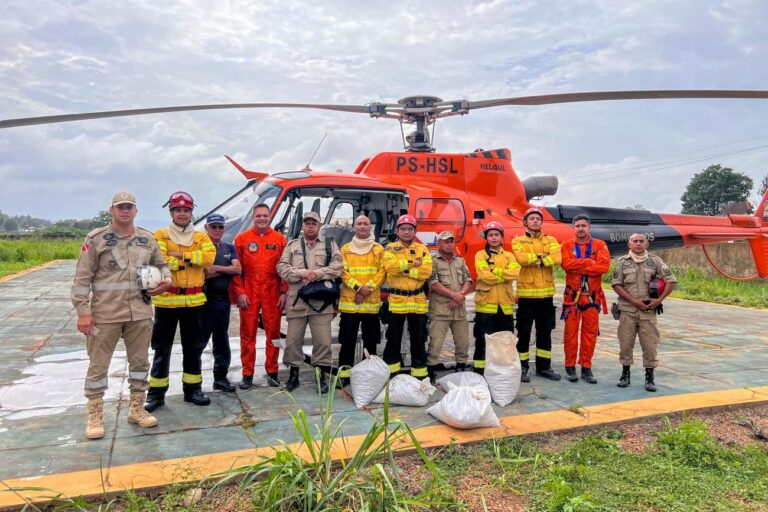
[86,398,105,440]
[127,391,158,428]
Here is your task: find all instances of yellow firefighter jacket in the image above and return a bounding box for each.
[474,247,520,314]
[339,242,386,314]
[152,228,216,308]
[511,231,562,298]
[382,240,433,314]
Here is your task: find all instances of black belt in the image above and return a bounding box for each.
[388,288,423,297]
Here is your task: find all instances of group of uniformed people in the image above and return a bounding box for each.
[72,191,677,440]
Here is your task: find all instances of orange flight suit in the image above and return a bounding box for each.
[231,227,287,376]
[560,238,611,369]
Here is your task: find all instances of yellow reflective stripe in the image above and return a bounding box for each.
[338,302,381,313]
[476,261,490,269]
[519,351,530,361]
[517,287,555,298]
[337,367,352,379]
[527,253,537,264]
[500,304,514,314]
[475,303,500,313]
[348,266,378,273]
[537,349,552,359]
[408,268,419,279]
[366,280,377,290]
[493,268,504,277]
[190,250,202,266]
[422,252,432,264]
[152,292,207,308]
[182,372,202,384]
[473,360,486,369]
[506,261,521,270]
[149,376,169,387]
[201,242,215,251]
[549,242,560,251]
[388,302,428,314]
[346,278,361,290]
[388,362,401,374]
[411,366,428,378]
[399,260,408,271]
[167,258,180,271]
[542,255,554,266]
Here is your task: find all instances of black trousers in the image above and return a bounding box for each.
[473,308,514,364]
[338,313,381,369]
[201,296,232,380]
[516,297,555,370]
[383,313,427,372]
[148,306,206,398]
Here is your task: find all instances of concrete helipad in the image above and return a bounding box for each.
[0,261,767,508]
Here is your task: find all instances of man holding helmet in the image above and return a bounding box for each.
[72,191,171,440]
[512,207,562,382]
[382,214,433,379]
[145,191,216,411]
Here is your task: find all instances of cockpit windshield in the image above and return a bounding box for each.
[196,181,282,243]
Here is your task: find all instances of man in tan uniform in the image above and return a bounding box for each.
[277,212,343,393]
[426,231,473,383]
[72,191,171,440]
[611,233,676,392]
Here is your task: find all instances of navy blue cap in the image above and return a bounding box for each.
[206,213,226,225]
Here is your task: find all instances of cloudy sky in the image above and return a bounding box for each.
[2,0,767,228]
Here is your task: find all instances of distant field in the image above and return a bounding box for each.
[0,239,81,278]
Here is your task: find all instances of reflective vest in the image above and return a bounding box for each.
[382,240,433,314]
[511,232,562,298]
[152,228,216,308]
[339,242,386,314]
[474,247,520,314]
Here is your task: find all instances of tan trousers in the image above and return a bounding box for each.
[84,318,152,399]
[427,317,469,366]
[283,314,334,367]
[617,310,659,368]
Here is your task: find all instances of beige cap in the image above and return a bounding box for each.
[437,230,455,240]
[303,211,321,223]
[111,191,136,206]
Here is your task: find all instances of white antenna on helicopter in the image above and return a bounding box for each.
[304,132,328,170]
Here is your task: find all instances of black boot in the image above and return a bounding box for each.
[266,372,282,388]
[580,367,597,384]
[144,394,165,412]
[213,377,236,392]
[285,366,300,392]
[536,367,562,381]
[473,364,485,376]
[455,362,467,372]
[617,366,631,388]
[316,368,329,394]
[645,368,657,392]
[565,366,578,382]
[427,365,438,385]
[184,388,211,406]
[239,375,253,390]
[521,364,530,383]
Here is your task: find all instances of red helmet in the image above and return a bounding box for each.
[167,191,195,210]
[483,221,504,235]
[396,214,418,228]
[523,206,543,222]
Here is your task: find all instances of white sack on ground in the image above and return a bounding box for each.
[427,383,500,429]
[350,351,390,408]
[436,371,489,394]
[484,331,522,406]
[485,331,519,366]
[373,374,436,406]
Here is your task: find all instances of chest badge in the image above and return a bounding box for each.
[248,242,259,252]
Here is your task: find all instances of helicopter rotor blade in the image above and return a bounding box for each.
[0,102,377,129]
[460,90,768,111]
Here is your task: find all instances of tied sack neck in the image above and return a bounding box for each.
[628,250,649,263]
[349,234,375,255]
[168,222,195,246]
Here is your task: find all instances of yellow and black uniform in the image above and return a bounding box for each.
[473,246,520,370]
[382,240,433,377]
[147,228,215,403]
[337,239,386,379]
[511,231,562,372]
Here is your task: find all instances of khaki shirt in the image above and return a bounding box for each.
[71,225,171,323]
[428,252,472,319]
[611,254,677,313]
[277,236,343,318]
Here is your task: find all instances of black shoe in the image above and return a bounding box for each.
[645,368,657,392]
[340,377,351,388]
[473,366,485,376]
[617,366,631,388]
[521,366,530,383]
[536,368,562,381]
[316,369,329,394]
[565,366,578,382]
[184,389,211,406]
[144,396,165,412]
[266,372,282,388]
[285,367,300,392]
[427,365,438,385]
[580,367,597,384]
[239,376,253,390]
[213,378,236,392]
[455,362,467,372]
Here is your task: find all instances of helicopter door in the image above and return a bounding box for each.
[414,198,466,245]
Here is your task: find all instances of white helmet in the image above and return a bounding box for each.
[137,265,163,290]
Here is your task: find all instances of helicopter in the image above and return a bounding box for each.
[2,90,768,279]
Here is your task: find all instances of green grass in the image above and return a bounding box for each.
[0,239,81,278]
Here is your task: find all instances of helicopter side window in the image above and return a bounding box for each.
[321,201,356,247]
[414,198,466,244]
